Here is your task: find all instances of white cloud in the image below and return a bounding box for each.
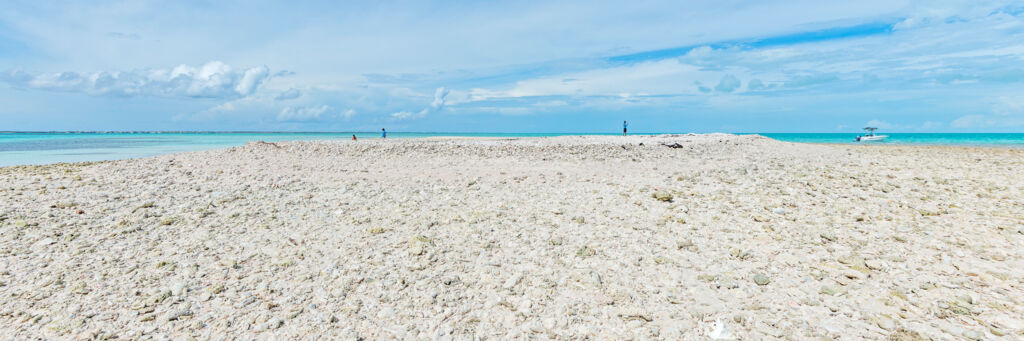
[278,105,331,121]
[431,87,449,109]
[747,78,777,91]
[341,109,356,119]
[1,61,271,98]
[210,102,236,112]
[391,109,429,120]
[695,81,711,93]
[447,1,1023,107]
[865,119,897,130]
[386,86,448,120]
[235,66,270,96]
[950,115,987,128]
[459,59,704,101]
[993,96,1024,116]
[715,75,741,93]
[274,88,302,100]
[919,121,943,130]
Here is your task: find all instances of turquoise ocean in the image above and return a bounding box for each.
[1,132,1022,166]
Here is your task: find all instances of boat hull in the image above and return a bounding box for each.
[856,135,888,142]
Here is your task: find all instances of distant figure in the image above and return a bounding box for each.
[381,128,386,139]
[352,134,357,141]
[623,121,628,136]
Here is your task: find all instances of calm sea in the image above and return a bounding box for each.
[1,132,1022,166]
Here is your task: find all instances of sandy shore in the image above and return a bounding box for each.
[1,135,1022,339]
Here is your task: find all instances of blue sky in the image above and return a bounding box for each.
[1,1,1023,133]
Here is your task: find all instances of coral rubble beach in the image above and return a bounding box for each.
[0,134,1022,339]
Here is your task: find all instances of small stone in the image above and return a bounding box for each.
[207,284,225,294]
[841,269,864,280]
[652,192,673,202]
[165,303,192,321]
[820,231,837,242]
[753,273,770,286]
[886,329,926,341]
[819,286,837,296]
[677,239,696,250]
[170,282,187,296]
[889,289,907,301]
[729,249,753,260]
[54,201,76,209]
[368,227,386,234]
[865,259,884,270]
[707,319,734,340]
[441,275,459,285]
[503,273,523,290]
[874,314,896,331]
[753,215,770,222]
[14,220,27,227]
[148,289,172,305]
[543,318,556,330]
[70,281,90,294]
[717,275,738,289]
[961,329,983,341]
[375,308,394,319]
[33,238,56,249]
[955,294,974,305]
[408,236,430,256]
[576,246,596,257]
[772,207,786,214]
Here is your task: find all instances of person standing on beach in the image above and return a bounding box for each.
[382,128,386,139]
[352,134,357,141]
[623,121,628,136]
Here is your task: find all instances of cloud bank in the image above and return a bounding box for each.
[390,86,448,120]
[278,105,331,121]
[3,1,1024,132]
[1,61,270,99]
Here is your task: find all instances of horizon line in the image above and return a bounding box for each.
[2,131,1023,134]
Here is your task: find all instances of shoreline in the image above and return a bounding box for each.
[2,133,1024,168]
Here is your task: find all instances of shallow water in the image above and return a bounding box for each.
[757,133,1024,147]
[1,132,1022,166]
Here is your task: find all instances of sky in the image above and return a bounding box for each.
[1,1,1023,133]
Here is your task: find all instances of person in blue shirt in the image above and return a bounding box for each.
[382,128,386,139]
[623,121,628,136]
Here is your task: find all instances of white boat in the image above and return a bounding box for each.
[855,127,887,142]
